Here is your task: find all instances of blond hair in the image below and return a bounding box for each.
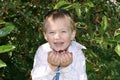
[43,9,75,32]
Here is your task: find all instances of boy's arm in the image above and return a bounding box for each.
[77,50,87,80]
[31,48,56,80]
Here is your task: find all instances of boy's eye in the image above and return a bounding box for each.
[49,32,55,34]
[61,31,67,33]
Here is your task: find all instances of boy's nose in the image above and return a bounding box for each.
[54,33,61,39]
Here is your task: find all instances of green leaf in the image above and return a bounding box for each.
[85,1,94,7]
[101,16,108,31]
[63,2,78,9]
[62,2,81,17]
[63,4,73,10]
[0,20,5,24]
[74,3,81,17]
[0,45,15,53]
[0,22,15,37]
[76,8,81,17]
[53,1,70,9]
[0,60,7,68]
[114,44,120,56]
[100,15,108,35]
[114,28,120,36]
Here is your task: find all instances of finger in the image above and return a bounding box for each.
[55,54,61,65]
[61,54,67,63]
[48,51,54,57]
[51,51,57,61]
[64,54,70,62]
[52,52,60,63]
[53,52,59,61]
[48,51,55,63]
[66,51,73,58]
[64,52,73,63]
[54,53,58,62]
[63,51,70,59]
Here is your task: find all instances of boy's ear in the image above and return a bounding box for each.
[71,30,76,40]
[43,32,48,41]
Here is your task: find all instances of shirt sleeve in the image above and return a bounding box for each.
[75,50,87,80]
[31,46,56,80]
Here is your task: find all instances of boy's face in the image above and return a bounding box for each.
[44,17,76,51]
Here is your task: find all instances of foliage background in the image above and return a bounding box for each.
[0,0,120,80]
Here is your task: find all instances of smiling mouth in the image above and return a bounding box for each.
[54,42,64,46]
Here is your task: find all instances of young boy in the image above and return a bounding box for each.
[31,9,87,80]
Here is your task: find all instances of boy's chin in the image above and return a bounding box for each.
[54,49,63,52]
